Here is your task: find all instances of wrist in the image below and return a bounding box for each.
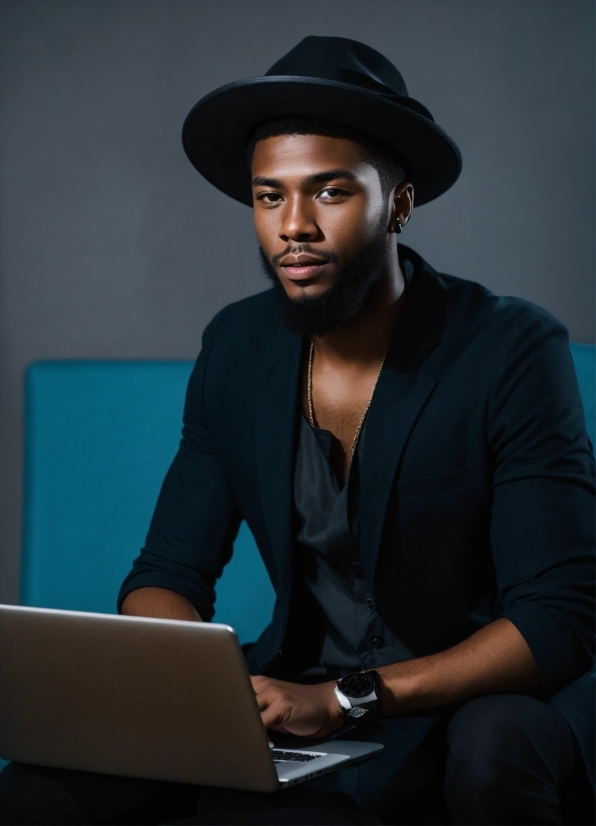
[326,681,345,731]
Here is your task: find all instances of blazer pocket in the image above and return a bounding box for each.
[397,465,476,497]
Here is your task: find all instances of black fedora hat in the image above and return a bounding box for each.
[182,36,462,207]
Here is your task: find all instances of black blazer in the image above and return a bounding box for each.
[119,245,595,784]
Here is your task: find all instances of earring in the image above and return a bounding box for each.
[395,221,402,234]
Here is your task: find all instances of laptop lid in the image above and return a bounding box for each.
[0,605,280,792]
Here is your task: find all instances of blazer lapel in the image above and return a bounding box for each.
[255,327,303,608]
[359,367,437,578]
[359,254,447,577]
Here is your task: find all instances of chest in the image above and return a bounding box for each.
[302,359,384,484]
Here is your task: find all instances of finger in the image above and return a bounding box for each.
[250,675,267,693]
[255,693,270,712]
[260,702,285,731]
[252,682,278,711]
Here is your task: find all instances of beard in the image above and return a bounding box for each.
[259,226,389,338]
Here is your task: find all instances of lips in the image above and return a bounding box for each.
[279,255,329,281]
[279,255,328,267]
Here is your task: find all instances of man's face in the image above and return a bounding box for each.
[251,133,394,336]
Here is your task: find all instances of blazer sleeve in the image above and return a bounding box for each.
[487,317,595,697]
[117,311,241,620]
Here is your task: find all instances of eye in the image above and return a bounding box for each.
[256,192,283,204]
[318,187,348,200]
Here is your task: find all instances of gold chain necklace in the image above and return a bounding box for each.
[307,340,386,457]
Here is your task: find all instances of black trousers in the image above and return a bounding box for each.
[0,695,591,825]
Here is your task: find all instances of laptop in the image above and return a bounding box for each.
[0,605,382,792]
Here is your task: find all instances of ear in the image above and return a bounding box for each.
[389,182,414,233]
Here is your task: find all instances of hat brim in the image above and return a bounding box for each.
[182,76,462,207]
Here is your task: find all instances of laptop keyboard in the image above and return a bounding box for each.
[271,749,325,764]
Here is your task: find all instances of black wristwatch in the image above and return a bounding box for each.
[334,670,381,727]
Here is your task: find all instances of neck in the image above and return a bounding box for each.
[313,240,405,366]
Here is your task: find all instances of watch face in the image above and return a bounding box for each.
[339,671,376,699]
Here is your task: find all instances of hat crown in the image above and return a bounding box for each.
[182,36,462,207]
[265,36,409,99]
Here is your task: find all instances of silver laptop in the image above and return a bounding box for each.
[0,605,382,792]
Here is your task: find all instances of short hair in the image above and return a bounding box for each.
[246,117,409,196]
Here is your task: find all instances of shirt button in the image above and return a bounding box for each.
[370,634,383,649]
[351,563,364,578]
[366,598,375,610]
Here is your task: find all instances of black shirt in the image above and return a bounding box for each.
[294,412,413,678]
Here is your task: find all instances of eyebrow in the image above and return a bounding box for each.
[251,168,358,188]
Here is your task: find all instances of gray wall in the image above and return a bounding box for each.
[0,0,594,603]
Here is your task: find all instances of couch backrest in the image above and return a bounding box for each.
[21,361,275,644]
[20,344,594,641]
[569,343,595,446]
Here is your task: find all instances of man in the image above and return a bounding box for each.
[1,36,594,825]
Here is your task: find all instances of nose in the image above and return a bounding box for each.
[278,195,321,243]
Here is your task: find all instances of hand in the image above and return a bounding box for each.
[251,675,343,739]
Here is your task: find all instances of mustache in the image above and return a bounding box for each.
[271,244,339,266]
